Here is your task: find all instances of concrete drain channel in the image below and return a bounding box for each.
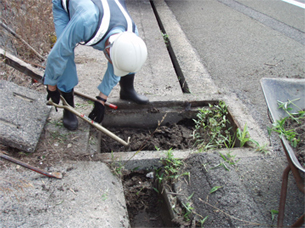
[96,2,243,226]
[97,100,241,227]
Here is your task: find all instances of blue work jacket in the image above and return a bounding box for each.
[44,0,138,95]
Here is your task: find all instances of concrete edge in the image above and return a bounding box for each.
[96,147,267,170]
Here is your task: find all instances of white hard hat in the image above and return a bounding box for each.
[110,32,147,77]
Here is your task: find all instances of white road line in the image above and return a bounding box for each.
[281,0,305,9]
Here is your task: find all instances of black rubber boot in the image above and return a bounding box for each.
[61,89,78,131]
[119,74,149,104]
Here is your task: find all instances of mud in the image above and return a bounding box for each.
[122,170,175,227]
[100,120,195,153]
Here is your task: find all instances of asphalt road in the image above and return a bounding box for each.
[165,0,305,135]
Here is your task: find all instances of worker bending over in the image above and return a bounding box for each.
[44,0,148,130]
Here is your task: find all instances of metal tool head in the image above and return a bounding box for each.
[51,171,63,179]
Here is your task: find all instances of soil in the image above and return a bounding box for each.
[100,120,196,153]
[284,113,305,168]
[122,170,175,227]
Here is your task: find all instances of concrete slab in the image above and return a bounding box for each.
[0,161,129,227]
[0,80,50,152]
[174,152,269,227]
[235,154,304,227]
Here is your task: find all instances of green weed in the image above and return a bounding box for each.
[268,101,304,148]
[159,148,190,181]
[209,186,222,194]
[236,123,252,147]
[50,131,70,143]
[181,201,194,222]
[277,99,302,123]
[237,123,268,154]
[75,102,91,109]
[219,151,240,166]
[268,117,300,148]
[193,101,234,150]
[101,190,108,201]
[109,151,124,177]
[254,143,270,154]
[162,32,169,45]
[48,120,64,127]
[210,162,229,171]
[199,216,209,227]
[210,151,240,171]
[187,192,195,200]
[270,209,278,221]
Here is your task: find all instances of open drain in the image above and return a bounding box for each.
[149,0,190,94]
[100,119,195,152]
[100,100,240,153]
[123,170,175,227]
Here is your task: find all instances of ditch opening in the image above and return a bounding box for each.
[123,170,177,227]
[100,118,195,153]
[149,0,190,94]
[100,102,241,153]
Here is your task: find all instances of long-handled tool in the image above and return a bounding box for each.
[74,91,117,110]
[0,47,118,110]
[47,96,130,146]
[0,151,62,179]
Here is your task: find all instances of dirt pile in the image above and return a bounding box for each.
[100,122,195,153]
[123,170,171,227]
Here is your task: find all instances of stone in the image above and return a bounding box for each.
[0,80,51,152]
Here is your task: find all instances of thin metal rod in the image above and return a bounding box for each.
[277,140,305,227]
[277,165,290,228]
[281,141,305,194]
[0,152,62,179]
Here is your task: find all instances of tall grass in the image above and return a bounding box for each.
[1,0,54,62]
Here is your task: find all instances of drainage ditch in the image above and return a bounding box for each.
[103,2,243,226]
[149,0,190,94]
[101,119,195,152]
[101,100,240,153]
[101,100,241,227]
[123,170,175,227]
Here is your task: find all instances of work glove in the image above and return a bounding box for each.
[89,101,105,123]
[46,87,60,104]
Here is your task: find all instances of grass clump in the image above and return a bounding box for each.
[156,148,190,184]
[268,99,304,148]
[192,101,269,154]
[192,101,234,151]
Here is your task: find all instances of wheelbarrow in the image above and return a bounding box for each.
[260,78,305,227]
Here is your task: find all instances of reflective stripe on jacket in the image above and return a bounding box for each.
[61,0,135,46]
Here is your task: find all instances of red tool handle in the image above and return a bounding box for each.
[73,91,118,110]
[106,102,118,110]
